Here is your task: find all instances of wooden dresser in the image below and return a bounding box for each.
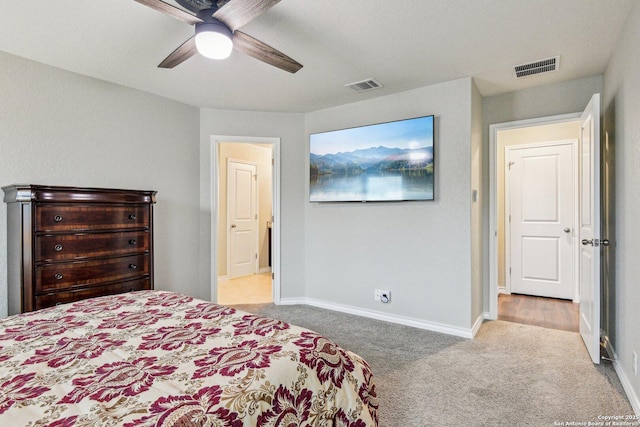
[3,185,156,315]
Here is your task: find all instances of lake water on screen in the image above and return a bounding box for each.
[310,170,434,202]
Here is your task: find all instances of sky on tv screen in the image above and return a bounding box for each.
[310,116,433,155]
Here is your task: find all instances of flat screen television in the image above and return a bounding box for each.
[309,115,435,202]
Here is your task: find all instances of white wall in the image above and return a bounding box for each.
[304,78,476,331]
[0,51,201,316]
[199,109,306,302]
[603,0,640,412]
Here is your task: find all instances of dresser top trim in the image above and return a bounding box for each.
[2,185,156,204]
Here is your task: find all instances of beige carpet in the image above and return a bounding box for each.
[230,303,634,426]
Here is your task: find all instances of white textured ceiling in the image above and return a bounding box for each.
[0,0,632,112]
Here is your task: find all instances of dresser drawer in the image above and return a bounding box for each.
[36,254,149,292]
[35,278,151,310]
[36,205,149,232]
[36,231,149,262]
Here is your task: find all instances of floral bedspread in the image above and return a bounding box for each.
[0,291,378,426]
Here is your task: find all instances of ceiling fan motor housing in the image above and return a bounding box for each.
[195,19,232,39]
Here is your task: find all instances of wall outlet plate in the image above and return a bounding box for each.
[374,289,391,303]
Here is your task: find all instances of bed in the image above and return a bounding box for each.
[0,291,378,426]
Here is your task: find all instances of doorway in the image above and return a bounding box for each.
[489,113,583,320]
[490,95,603,363]
[211,135,280,306]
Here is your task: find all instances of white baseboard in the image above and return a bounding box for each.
[471,314,485,337]
[602,334,640,416]
[279,297,476,339]
[218,275,230,281]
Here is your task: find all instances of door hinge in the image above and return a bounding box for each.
[255,253,258,259]
[272,158,274,166]
[272,272,275,280]
[254,174,257,180]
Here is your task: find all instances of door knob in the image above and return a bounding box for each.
[564,227,571,233]
[231,224,237,228]
[582,239,593,246]
[601,239,610,247]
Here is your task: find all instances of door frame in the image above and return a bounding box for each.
[226,158,259,279]
[211,135,281,304]
[488,112,581,320]
[503,139,579,301]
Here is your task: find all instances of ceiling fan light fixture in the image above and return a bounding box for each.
[195,20,233,60]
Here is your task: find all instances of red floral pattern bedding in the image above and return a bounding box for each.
[0,291,378,426]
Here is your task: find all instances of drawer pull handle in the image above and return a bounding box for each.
[54,215,63,222]
[129,264,137,270]
[129,214,137,220]
[129,239,137,245]
[54,273,63,280]
[54,244,63,252]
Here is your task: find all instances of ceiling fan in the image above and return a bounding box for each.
[134,0,302,73]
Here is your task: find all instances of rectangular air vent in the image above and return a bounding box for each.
[512,56,560,78]
[345,78,383,93]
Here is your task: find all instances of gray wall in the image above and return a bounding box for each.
[199,109,306,302]
[0,51,201,316]
[603,0,640,411]
[471,80,484,323]
[304,78,476,330]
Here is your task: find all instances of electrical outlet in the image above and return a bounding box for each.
[374,289,391,303]
[634,351,638,376]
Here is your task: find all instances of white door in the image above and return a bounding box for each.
[579,94,601,364]
[228,160,258,279]
[508,142,576,299]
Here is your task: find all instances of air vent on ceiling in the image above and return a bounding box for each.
[345,78,383,93]
[512,56,560,78]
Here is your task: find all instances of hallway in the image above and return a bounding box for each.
[217,273,272,305]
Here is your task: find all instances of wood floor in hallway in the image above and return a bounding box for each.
[498,293,579,332]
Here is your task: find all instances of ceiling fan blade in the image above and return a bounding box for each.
[213,0,281,32]
[158,36,198,68]
[134,0,202,25]
[233,31,302,74]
